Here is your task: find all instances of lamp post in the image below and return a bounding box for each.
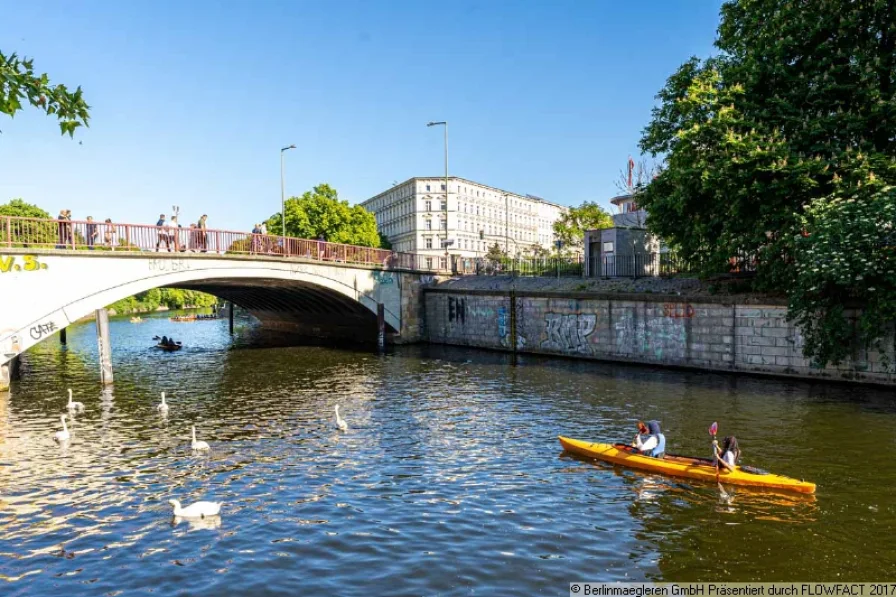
[280,144,296,236]
[427,121,448,269]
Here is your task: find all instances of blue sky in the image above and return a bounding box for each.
[1,1,722,231]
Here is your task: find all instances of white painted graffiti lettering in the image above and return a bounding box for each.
[541,313,596,354]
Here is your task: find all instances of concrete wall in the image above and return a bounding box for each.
[425,289,895,385]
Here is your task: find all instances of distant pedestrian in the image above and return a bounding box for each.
[317,234,326,260]
[85,216,98,250]
[251,223,262,253]
[104,218,116,250]
[155,214,171,252]
[198,214,208,252]
[188,223,202,252]
[57,209,73,249]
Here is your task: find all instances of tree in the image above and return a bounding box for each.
[638,0,896,366]
[552,202,613,253]
[485,242,507,263]
[1,51,90,137]
[265,183,385,248]
[0,198,50,218]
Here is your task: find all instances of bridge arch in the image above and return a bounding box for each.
[1,253,405,364]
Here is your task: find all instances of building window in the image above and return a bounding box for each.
[441,184,446,191]
[425,200,431,212]
[426,257,433,269]
[440,257,447,270]
[425,219,432,230]
[603,241,615,253]
[440,200,447,210]
[426,184,431,191]
[425,237,432,249]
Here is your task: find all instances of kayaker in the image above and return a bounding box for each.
[633,420,666,458]
[161,335,169,346]
[713,436,740,471]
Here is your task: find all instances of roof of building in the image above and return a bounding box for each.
[361,176,567,210]
[609,193,635,206]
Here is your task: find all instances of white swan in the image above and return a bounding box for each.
[169,498,221,519]
[191,426,210,451]
[54,415,70,443]
[335,405,348,431]
[66,389,84,412]
[157,392,169,415]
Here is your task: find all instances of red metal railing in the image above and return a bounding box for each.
[0,216,434,271]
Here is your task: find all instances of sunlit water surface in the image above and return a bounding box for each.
[1,311,895,595]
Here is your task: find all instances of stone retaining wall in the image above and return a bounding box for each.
[424,289,895,385]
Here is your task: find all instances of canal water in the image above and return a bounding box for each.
[0,312,894,595]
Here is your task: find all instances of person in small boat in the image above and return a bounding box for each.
[713,435,740,471]
[633,420,666,458]
[160,335,169,346]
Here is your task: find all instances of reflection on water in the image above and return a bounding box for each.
[0,310,895,593]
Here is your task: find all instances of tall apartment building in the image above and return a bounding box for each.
[361,176,567,269]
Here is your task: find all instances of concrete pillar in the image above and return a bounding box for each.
[0,363,10,392]
[95,308,114,385]
[60,328,67,345]
[9,355,21,380]
[377,303,385,350]
[228,301,234,335]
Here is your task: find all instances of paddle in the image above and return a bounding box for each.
[709,421,720,483]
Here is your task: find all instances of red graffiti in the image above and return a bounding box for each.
[663,303,695,319]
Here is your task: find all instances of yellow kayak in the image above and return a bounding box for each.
[558,436,816,494]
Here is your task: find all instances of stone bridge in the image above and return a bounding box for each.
[0,248,433,387]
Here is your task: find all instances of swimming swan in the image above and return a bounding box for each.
[54,415,70,443]
[335,405,348,431]
[169,499,221,519]
[66,389,84,412]
[157,392,169,415]
[191,426,210,451]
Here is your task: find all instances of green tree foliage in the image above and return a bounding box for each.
[108,288,217,314]
[265,184,385,248]
[552,201,613,253]
[639,0,896,366]
[0,198,50,218]
[485,242,508,263]
[1,51,90,137]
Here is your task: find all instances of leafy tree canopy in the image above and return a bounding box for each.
[265,183,386,248]
[638,0,896,366]
[1,51,90,137]
[0,198,51,218]
[552,201,613,253]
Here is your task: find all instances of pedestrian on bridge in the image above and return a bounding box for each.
[155,214,171,252]
[85,216,98,250]
[198,214,208,252]
[104,219,116,250]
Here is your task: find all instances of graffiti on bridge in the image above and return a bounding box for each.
[373,271,394,285]
[663,303,695,318]
[148,258,191,272]
[29,321,58,340]
[0,255,48,273]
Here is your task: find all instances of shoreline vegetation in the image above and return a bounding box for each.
[106,288,217,316]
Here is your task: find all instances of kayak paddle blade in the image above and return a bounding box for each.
[709,421,718,436]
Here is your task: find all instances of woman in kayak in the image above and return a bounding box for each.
[714,436,740,471]
[633,420,666,458]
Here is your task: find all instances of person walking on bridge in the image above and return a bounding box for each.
[198,214,208,252]
[155,214,171,252]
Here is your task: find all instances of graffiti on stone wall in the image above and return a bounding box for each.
[448,296,466,324]
[373,271,394,285]
[0,255,48,273]
[541,313,597,354]
[663,303,695,318]
[614,314,686,360]
[498,306,508,346]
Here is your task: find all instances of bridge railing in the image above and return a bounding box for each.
[1,216,432,271]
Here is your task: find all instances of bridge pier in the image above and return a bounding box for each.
[0,363,9,392]
[228,301,234,335]
[377,303,385,350]
[60,328,67,345]
[95,308,114,385]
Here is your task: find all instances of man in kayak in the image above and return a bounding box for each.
[633,420,666,458]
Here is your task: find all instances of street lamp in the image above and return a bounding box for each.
[427,121,448,269]
[280,144,296,236]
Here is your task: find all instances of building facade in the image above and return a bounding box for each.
[585,192,660,277]
[361,177,567,270]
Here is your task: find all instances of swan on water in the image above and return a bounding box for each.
[54,415,70,443]
[169,498,221,519]
[157,392,169,415]
[335,405,348,431]
[66,389,84,413]
[191,426,210,451]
